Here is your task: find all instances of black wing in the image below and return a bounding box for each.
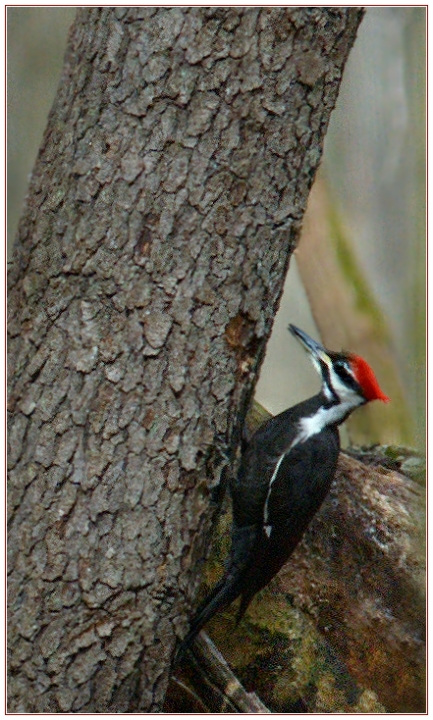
[235,425,340,615]
[230,404,305,528]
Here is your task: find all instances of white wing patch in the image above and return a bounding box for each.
[263,454,285,530]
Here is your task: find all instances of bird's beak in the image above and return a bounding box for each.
[288,324,329,365]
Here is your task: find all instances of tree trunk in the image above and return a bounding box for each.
[7,7,364,712]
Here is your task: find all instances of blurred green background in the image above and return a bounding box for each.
[7,8,426,451]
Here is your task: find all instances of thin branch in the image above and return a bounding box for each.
[180,632,271,713]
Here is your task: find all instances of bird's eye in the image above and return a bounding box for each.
[334,360,350,379]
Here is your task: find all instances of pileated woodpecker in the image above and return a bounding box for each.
[178,324,389,656]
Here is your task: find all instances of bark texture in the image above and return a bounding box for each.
[7,7,363,712]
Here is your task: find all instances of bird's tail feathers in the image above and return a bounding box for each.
[175,571,242,663]
[236,590,253,624]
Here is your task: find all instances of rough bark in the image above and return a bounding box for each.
[7,7,364,712]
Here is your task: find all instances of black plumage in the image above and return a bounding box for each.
[178,395,339,653]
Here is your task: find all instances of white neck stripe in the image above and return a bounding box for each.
[298,400,362,440]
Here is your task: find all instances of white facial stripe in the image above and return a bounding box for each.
[309,353,335,399]
[327,364,359,403]
[316,353,361,405]
[323,381,333,401]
